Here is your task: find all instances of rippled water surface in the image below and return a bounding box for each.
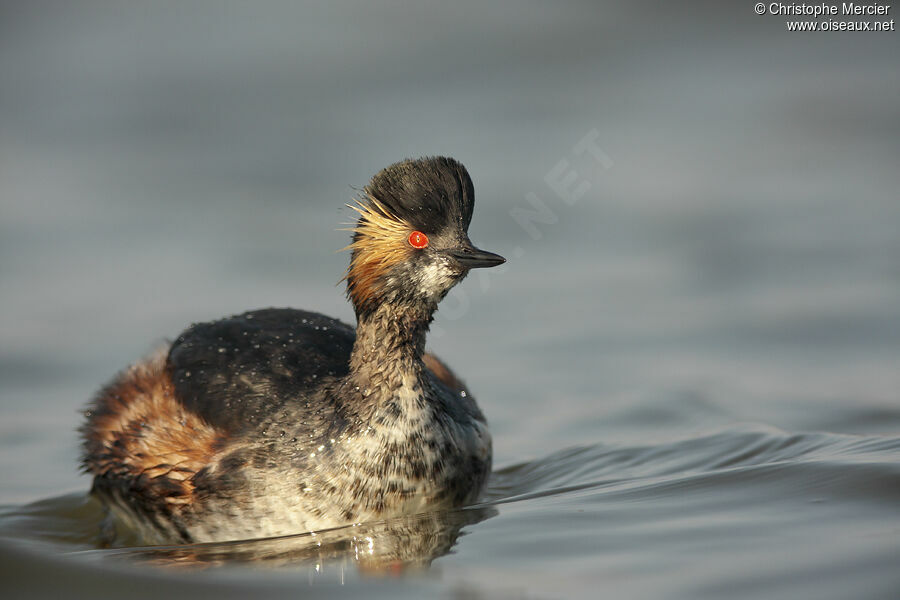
[2,2,899,599]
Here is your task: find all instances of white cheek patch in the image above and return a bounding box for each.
[417,260,458,300]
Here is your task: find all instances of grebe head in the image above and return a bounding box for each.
[345,156,505,317]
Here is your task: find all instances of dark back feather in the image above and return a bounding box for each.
[167,309,355,433]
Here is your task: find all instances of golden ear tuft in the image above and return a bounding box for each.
[341,194,413,310]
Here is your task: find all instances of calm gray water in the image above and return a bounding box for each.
[1,2,899,598]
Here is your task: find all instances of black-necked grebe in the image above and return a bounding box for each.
[80,157,505,544]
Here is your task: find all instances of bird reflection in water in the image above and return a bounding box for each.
[84,505,497,575]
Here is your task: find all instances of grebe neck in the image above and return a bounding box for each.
[349,302,435,383]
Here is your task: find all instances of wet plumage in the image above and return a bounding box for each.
[81,157,504,544]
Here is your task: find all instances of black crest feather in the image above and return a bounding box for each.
[363,156,475,234]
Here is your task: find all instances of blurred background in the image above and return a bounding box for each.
[1,2,898,598]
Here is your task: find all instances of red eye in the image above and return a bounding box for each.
[408,230,429,249]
